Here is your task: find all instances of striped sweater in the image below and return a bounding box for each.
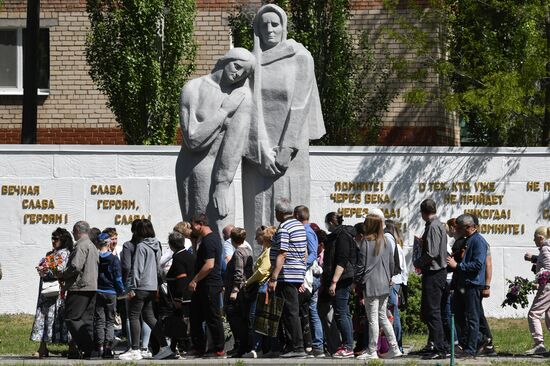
[270,218,307,283]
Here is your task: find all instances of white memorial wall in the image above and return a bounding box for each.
[0,145,549,316]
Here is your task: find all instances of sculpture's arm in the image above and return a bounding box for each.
[180,82,228,151]
[273,52,315,171]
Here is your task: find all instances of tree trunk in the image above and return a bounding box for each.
[21,0,40,144]
[543,1,550,146]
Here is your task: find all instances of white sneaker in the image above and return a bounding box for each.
[153,346,176,360]
[525,344,547,355]
[242,350,258,358]
[119,349,143,361]
[357,351,378,360]
[141,348,153,358]
[381,347,403,359]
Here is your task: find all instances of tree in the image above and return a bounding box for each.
[86,0,196,145]
[228,0,401,145]
[384,0,550,146]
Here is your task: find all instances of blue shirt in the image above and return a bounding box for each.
[270,218,307,283]
[221,238,235,274]
[304,223,318,268]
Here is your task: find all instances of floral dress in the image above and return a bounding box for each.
[30,248,70,343]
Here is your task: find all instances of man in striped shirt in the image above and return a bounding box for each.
[268,198,307,358]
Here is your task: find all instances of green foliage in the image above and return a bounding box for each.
[85,0,197,145]
[228,0,400,145]
[384,0,550,146]
[501,276,536,309]
[400,273,427,335]
[228,4,255,51]
[449,0,548,146]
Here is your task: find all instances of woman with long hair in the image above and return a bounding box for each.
[318,212,356,358]
[356,215,402,360]
[119,219,171,361]
[30,227,73,358]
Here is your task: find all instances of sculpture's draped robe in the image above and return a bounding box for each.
[243,40,325,237]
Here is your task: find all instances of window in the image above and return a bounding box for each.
[0,28,49,95]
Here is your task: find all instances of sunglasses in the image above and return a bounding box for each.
[51,236,59,241]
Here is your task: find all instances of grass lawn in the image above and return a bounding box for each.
[0,314,549,365]
[0,314,67,356]
[404,318,550,355]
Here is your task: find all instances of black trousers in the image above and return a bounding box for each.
[421,269,448,353]
[128,290,167,350]
[94,292,117,348]
[65,291,96,354]
[190,285,225,352]
[225,290,250,354]
[298,289,312,349]
[276,282,304,352]
[453,286,482,355]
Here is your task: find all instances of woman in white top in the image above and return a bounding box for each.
[385,220,408,353]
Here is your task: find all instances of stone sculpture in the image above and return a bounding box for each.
[176,48,255,237]
[242,4,326,237]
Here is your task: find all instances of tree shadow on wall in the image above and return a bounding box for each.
[351,146,525,225]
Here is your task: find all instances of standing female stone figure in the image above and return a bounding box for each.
[176,48,255,237]
[242,4,325,236]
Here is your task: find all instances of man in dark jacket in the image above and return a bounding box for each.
[447,214,487,358]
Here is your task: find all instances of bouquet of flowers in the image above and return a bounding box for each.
[38,253,66,299]
[536,270,550,286]
[41,253,64,275]
[501,276,536,309]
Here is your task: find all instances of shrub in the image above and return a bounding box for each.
[400,273,427,334]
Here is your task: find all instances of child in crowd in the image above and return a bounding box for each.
[94,233,125,358]
[165,230,196,355]
[224,227,253,357]
[102,227,119,256]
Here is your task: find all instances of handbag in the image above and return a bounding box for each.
[41,280,60,298]
[254,290,284,338]
[398,283,408,310]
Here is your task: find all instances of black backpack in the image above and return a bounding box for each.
[384,230,402,277]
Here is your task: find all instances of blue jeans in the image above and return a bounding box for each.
[454,285,482,355]
[331,281,353,350]
[389,284,402,352]
[309,277,323,350]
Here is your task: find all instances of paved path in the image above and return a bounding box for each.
[0,355,548,365]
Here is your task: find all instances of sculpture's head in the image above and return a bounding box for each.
[215,47,256,85]
[253,4,287,51]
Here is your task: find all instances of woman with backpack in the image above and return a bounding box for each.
[356,214,402,360]
[318,212,356,358]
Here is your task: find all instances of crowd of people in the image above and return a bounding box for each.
[29,197,550,360]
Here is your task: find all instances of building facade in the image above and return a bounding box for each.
[0,0,460,145]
